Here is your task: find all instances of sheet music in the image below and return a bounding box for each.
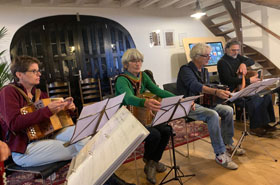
[68,93,125,144]
[66,106,149,185]
[96,93,125,131]
[228,78,278,102]
[171,95,202,120]
[152,95,183,126]
[152,95,201,126]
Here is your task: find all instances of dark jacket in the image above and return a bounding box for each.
[217,54,254,91]
[177,62,209,98]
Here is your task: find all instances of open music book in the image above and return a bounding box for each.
[65,106,149,185]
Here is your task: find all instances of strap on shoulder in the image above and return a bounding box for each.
[117,72,143,95]
[7,84,33,105]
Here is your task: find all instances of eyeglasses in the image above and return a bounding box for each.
[230,49,240,52]
[198,54,211,58]
[25,69,41,75]
[129,60,143,64]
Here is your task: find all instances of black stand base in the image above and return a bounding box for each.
[159,129,195,185]
[159,166,195,185]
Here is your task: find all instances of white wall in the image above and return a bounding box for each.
[0,6,212,87]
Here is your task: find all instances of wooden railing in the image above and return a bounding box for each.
[241,13,280,40]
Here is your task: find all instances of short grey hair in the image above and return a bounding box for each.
[189,43,211,60]
[225,39,241,49]
[122,48,144,69]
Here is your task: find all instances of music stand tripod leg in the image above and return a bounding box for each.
[231,99,278,162]
[159,127,195,185]
[231,102,249,158]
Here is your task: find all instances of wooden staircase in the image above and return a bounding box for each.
[199,0,280,78]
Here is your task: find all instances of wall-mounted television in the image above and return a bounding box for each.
[183,37,226,72]
[189,41,224,66]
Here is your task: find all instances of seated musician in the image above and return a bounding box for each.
[177,43,245,170]
[217,39,276,136]
[115,48,174,184]
[0,56,134,185]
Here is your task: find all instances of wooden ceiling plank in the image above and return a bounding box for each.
[75,0,87,5]
[139,0,160,8]
[121,0,139,7]
[99,0,114,5]
[174,0,194,9]
[157,0,181,8]
[21,0,31,5]
[202,2,224,11]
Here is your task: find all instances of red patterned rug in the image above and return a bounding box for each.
[6,119,209,185]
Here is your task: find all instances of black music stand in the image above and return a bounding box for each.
[152,95,201,185]
[64,93,125,146]
[228,78,278,160]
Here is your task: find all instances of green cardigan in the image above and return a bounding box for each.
[115,71,174,107]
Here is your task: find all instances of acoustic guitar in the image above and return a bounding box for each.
[21,98,74,141]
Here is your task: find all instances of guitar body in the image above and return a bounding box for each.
[128,92,159,126]
[21,98,73,141]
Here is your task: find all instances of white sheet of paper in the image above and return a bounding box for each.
[97,93,125,131]
[228,78,278,102]
[66,106,149,185]
[68,93,125,144]
[152,95,183,126]
[152,95,201,126]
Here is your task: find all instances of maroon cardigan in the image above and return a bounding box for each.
[0,83,53,153]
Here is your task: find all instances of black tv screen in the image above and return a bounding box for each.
[189,42,224,66]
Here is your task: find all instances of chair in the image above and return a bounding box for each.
[163,82,180,95]
[163,82,210,158]
[6,160,70,185]
[109,75,118,97]
[79,78,102,105]
[46,81,71,99]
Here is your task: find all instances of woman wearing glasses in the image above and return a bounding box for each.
[0,56,134,185]
[115,48,174,184]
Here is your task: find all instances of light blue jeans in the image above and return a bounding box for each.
[187,103,234,154]
[12,126,90,167]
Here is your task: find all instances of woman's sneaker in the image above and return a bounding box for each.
[215,153,238,170]
[226,144,246,156]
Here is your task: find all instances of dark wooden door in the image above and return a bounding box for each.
[10,15,136,107]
